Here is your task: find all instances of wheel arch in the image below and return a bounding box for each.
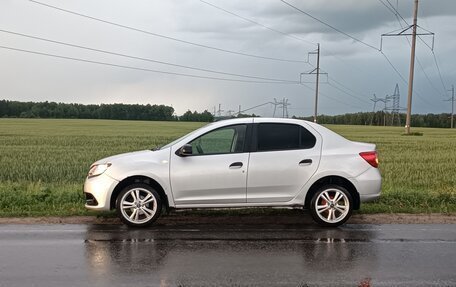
[304,175,360,210]
[110,175,169,211]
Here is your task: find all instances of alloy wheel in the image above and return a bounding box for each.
[119,187,157,224]
[314,188,350,224]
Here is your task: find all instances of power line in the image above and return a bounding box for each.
[414,25,448,93]
[0,45,300,84]
[378,0,398,16]
[300,81,363,109]
[415,50,445,95]
[29,0,307,63]
[383,0,448,93]
[378,1,446,95]
[379,50,436,107]
[382,50,438,107]
[417,35,433,51]
[280,0,442,108]
[306,49,376,107]
[203,0,377,110]
[430,49,448,93]
[300,79,361,109]
[384,0,409,25]
[280,0,380,51]
[379,50,408,84]
[197,2,365,117]
[199,0,317,47]
[327,81,371,105]
[328,76,371,101]
[236,102,272,115]
[279,0,419,105]
[378,2,447,108]
[320,89,364,110]
[0,29,298,83]
[392,22,444,96]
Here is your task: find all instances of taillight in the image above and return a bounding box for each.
[359,151,378,168]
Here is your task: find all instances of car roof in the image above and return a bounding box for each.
[214,117,312,125]
[213,117,349,146]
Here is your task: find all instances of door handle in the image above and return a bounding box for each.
[229,162,243,169]
[299,159,312,166]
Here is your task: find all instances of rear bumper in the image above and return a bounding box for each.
[354,167,382,203]
[83,173,119,211]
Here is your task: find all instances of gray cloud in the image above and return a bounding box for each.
[0,0,455,117]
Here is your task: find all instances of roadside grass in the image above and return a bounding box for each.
[0,118,455,217]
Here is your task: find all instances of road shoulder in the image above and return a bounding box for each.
[0,213,455,225]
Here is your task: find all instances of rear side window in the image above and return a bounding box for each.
[300,127,317,149]
[257,123,316,151]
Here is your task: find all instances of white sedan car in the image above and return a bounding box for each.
[84,118,381,227]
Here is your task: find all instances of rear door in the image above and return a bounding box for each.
[246,121,321,203]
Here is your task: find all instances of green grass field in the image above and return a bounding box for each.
[0,118,455,216]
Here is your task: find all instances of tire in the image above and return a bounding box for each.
[310,184,353,227]
[115,183,162,227]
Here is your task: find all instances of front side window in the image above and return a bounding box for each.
[189,125,247,155]
[257,123,316,151]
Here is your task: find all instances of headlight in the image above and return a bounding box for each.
[87,163,111,178]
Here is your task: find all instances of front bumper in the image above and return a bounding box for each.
[83,173,119,211]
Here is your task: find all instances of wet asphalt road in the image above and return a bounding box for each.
[0,223,455,287]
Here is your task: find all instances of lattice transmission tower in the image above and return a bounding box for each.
[370,94,382,125]
[272,98,290,118]
[385,84,403,126]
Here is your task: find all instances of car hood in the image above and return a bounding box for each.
[92,149,168,166]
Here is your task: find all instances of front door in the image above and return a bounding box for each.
[170,124,249,205]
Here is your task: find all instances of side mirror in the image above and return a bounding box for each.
[177,144,193,157]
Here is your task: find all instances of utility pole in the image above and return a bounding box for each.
[301,44,325,123]
[405,0,419,134]
[445,85,455,128]
[314,43,320,123]
[381,0,434,133]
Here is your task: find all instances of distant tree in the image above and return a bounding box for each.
[236,113,260,118]
[179,110,214,122]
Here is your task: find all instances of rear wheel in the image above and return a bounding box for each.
[116,184,162,227]
[310,185,353,227]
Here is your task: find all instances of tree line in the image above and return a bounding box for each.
[1,100,452,127]
[0,100,214,122]
[296,111,453,128]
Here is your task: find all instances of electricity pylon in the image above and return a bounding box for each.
[370,94,382,125]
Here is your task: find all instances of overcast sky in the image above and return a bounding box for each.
[0,0,455,117]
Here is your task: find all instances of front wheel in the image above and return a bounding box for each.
[310,185,353,227]
[116,184,162,227]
